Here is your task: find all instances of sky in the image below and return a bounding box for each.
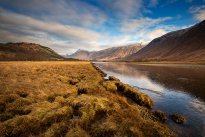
[0,0,205,55]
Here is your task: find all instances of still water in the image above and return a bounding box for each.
[94,62,205,137]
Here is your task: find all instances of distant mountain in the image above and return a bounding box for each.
[68,49,90,60]
[0,42,64,61]
[125,20,205,62]
[67,43,145,61]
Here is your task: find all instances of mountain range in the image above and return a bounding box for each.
[1,20,205,62]
[67,43,145,61]
[68,20,205,62]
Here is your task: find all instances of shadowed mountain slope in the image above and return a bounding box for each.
[125,20,205,62]
[0,42,64,61]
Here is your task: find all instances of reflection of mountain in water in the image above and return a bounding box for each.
[96,62,205,101]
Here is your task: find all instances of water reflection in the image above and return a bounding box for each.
[95,62,205,137]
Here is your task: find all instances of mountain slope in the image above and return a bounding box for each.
[0,42,64,61]
[68,49,90,60]
[67,43,145,61]
[125,20,205,62]
[90,44,145,61]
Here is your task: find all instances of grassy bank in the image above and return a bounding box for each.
[0,61,175,137]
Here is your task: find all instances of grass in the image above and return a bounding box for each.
[115,82,153,109]
[0,61,175,137]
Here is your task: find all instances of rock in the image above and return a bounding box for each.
[108,76,120,81]
[171,113,186,124]
[153,110,167,123]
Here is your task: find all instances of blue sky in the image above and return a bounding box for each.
[0,0,205,54]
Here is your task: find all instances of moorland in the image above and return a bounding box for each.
[0,61,175,137]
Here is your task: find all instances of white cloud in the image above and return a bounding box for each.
[99,35,135,47]
[0,9,105,54]
[0,8,176,54]
[194,9,205,21]
[146,29,167,40]
[129,23,188,43]
[189,5,205,21]
[189,5,205,13]
[0,28,101,55]
[0,9,101,42]
[0,0,182,55]
[0,0,107,27]
[120,17,172,33]
[102,0,143,18]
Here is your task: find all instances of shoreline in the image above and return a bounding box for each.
[93,60,205,65]
[1,60,205,65]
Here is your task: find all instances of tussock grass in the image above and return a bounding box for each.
[0,61,175,137]
[69,79,79,85]
[102,81,117,92]
[153,110,167,123]
[115,82,153,109]
[0,102,5,113]
[16,91,29,98]
[0,115,40,136]
[77,88,88,95]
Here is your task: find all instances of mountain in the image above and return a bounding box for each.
[67,43,145,61]
[0,42,64,61]
[125,20,205,62]
[68,49,90,60]
[90,44,145,61]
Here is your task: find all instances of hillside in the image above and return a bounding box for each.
[0,42,64,61]
[67,43,145,61]
[125,20,205,62]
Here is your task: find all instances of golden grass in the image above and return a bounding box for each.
[0,61,175,137]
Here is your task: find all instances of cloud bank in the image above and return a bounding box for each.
[0,0,201,54]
